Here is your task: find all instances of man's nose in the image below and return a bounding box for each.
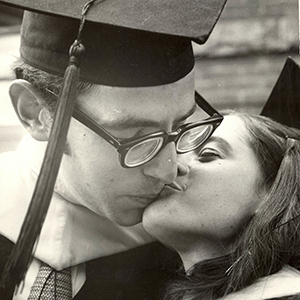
[142,142,178,184]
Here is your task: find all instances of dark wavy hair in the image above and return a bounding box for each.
[164,112,300,300]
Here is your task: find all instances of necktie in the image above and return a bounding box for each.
[27,263,72,300]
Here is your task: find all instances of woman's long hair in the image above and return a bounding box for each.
[164,113,300,300]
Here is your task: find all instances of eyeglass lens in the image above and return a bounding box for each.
[177,124,213,152]
[124,137,164,167]
[124,123,214,166]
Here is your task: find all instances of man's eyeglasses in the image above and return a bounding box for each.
[72,92,223,168]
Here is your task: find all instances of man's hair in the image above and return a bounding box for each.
[164,112,300,300]
[13,59,94,115]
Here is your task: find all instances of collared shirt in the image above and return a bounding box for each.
[0,135,154,299]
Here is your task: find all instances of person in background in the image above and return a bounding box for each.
[143,111,300,300]
[0,0,228,299]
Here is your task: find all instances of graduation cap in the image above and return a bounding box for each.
[261,57,300,129]
[1,0,228,87]
[0,0,228,296]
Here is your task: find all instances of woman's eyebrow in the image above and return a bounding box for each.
[205,136,233,154]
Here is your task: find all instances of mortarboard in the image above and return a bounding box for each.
[0,0,228,296]
[261,57,300,129]
[1,0,228,87]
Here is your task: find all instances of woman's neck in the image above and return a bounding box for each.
[177,239,231,272]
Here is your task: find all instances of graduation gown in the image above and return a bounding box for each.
[0,235,180,300]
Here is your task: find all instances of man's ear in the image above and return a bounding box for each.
[9,79,50,141]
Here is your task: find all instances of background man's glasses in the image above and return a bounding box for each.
[72,92,223,168]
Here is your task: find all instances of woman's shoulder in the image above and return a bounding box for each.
[266,293,300,300]
[220,265,300,300]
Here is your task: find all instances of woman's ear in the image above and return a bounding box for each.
[9,79,50,141]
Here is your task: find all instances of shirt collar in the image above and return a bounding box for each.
[0,135,154,270]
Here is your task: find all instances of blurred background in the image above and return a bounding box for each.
[194,0,299,114]
[0,0,299,153]
[0,3,24,153]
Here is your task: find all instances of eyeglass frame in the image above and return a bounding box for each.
[71,91,223,168]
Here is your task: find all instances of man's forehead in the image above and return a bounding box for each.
[77,94,195,132]
[95,102,197,130]
[78,70,196,128]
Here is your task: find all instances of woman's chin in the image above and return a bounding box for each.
[143,200,167,238]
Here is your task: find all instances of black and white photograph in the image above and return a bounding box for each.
[0,1,299,299]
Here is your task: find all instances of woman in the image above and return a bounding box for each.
[143,112,300,300]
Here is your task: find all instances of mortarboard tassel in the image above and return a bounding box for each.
[0,1,96,296]
[0,39,85,299]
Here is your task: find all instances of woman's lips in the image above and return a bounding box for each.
[168,181,187,191]
[157,182,187,198]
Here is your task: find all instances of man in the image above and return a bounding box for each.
[0,1,227,299]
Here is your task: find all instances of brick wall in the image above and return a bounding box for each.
[195,54,300,115]
[193,0,299,115]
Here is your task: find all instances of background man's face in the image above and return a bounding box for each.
[55,70,195,226]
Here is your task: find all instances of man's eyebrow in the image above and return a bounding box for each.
[175,103,197,124]
[101,103,197,130]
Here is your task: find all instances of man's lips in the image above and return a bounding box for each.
[131,182,187,205]
[131,194,162,206]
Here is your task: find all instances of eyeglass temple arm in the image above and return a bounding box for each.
[72,93,219,147]
[195,91,221,116]
[72,107,121,148]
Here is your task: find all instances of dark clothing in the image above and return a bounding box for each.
[0,234,181,300]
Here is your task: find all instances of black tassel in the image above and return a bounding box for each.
[0,40,85,296]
